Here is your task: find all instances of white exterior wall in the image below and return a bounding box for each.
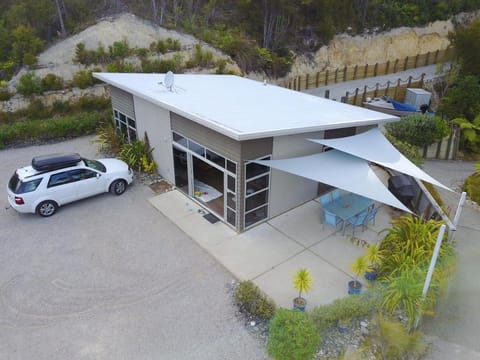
[133,96,174,183]
[269,131,324,218]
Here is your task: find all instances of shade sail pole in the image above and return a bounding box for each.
[414,224,446,329]
[448,191,467,241]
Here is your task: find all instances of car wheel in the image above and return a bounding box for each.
[36,200,58,217]
[110,179,127,195]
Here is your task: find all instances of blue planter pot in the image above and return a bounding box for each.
[348,280,362,295]
[365,270,378,281]
[293,297,306,311]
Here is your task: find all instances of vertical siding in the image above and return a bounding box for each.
[110,86,135,119]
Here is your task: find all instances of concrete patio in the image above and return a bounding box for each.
[149,189,399,310]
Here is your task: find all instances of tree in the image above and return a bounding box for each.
[54,0,67,37]
[438,75,480,122]
[11,25,44,64]
[450,17,480,78]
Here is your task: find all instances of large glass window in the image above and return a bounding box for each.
[114,109,137,143]
[172,131,237,229]
[244,156,270,228]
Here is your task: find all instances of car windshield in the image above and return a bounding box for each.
[83,158,106,172]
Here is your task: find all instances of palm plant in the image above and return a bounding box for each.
[350,256,369,288]
[293,268,313,308]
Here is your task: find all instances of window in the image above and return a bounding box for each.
[113,109,137,143]
[48,171,74,187]
[244,156,270,228]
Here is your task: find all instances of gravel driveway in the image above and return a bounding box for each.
[0,136,267,359]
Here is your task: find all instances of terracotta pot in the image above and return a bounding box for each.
[293,297,306,311]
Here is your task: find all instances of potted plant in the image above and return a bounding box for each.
[364,243,385,281]
[349,256,368,295]
[293,268,313,311]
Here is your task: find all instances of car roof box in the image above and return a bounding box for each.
[31,153,82,171]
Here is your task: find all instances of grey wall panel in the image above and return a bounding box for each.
[133,96,174,183]
[171,113,242,162]
[110,86,135,119]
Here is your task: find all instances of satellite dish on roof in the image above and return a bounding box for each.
[164,71,174,91]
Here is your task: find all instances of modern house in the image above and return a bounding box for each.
[94,72,407,232]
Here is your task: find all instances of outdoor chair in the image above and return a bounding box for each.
[364,206,379,228]
[319,193,332,224]
[331,189,341,201]
[344,211,369,236]
[324,209,343,232]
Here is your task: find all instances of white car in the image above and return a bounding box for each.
[7,153,134,217]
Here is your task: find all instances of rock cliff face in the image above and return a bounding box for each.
[290,19,454,77]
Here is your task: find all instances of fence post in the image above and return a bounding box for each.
[404,56,409,71]
[335,68,338,83]
[386,60,390,74]
[353,65,358,80]
[425,51,430,66]
[374,83,379,98]
[394,79,400,99]
[305,74,309,90]
[414,54,419,68]
[407,75,412,88]
[353,88,359,105]
[315,72,320,87]
[293,77,297,91]
[362,85,367,103]
[434,50,439,63]
[420,73,425,88]
[374,63,378,77]
[342,91,349,103]
[364,64,368,79]
[385,80,391,97]
[325,69,329,85]
[393,59,399,73]
[343,65,347,82]
[325,89,330,99]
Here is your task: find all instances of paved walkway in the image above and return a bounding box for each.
[149,190,394,309]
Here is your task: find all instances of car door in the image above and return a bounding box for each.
[69,168,106,200]
[46,170,78,205]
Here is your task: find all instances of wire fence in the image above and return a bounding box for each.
[284,48,452,92]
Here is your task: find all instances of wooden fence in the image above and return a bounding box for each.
[285,48,452,91]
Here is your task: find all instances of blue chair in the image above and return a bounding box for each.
[319,193,332,224]
[345,211,369,236]
[324,210,343,232]
[364,206,379,227]
[331,189,341,201]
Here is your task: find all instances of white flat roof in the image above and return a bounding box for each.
[94,73,398,141]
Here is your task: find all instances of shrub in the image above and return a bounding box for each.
[41,73,65,91]
[106,60,138,73]
[463,169,480,204]
[108,39,132,59]
[72,69,98,89]
[267,309,320,360]
[453,115,480,154]
[76,95,111,112]
[119,139,158,173]
[234,280,276,320]
[186,44,215,68]
[0,110,103,148]
[94,121,124,155]
[17,72,43,96]
[141,56,184,73]
[384,131,423,166]
[310,286,384,332]
[26,98,50,119]
[0,89,13,101]
[385,114,450,148]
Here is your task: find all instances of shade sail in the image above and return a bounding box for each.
[308,127,451,191]
[255,150,412,213]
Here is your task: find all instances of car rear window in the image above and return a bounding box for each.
[8,172,42,194]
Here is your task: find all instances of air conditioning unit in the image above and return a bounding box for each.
[405,88,432,110]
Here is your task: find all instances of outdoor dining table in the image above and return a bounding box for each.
[322,193,373,234]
